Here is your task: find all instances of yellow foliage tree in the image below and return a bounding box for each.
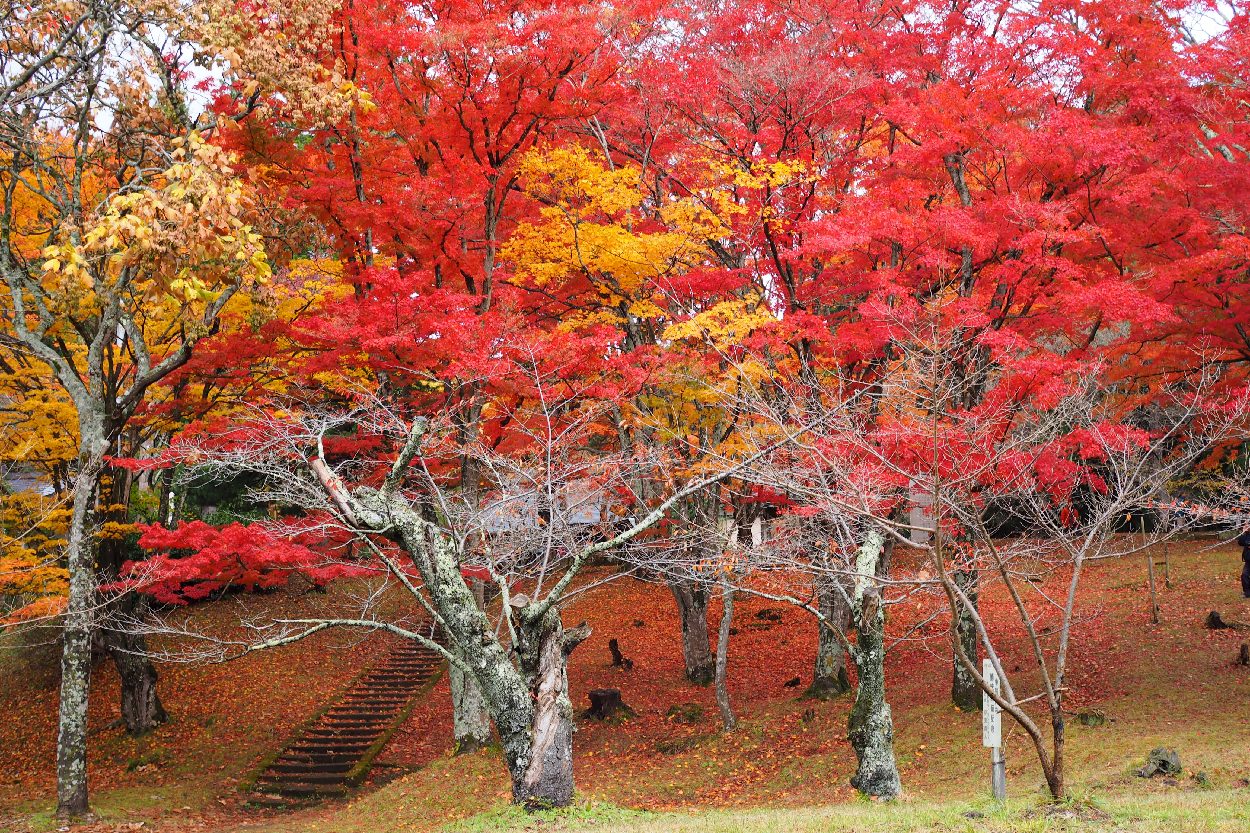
[506,145,779,684]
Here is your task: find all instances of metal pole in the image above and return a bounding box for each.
[991,745,1006,801]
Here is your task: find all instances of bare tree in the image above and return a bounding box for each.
[812,351,1250,801]
[130,356,783,809]
[717,383,913,799]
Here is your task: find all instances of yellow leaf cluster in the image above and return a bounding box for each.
[40,133,271,312]
[505,146,717,330]
[188,0,370,126]
[0,492,70,624]
[662,296,778,350]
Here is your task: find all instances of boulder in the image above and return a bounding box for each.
[1136,747,1182,778]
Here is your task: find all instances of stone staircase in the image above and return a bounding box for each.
[248,639,443,803]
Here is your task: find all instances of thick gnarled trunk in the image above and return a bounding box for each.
[809,573,852,699]
[512,607,589,808]
[102,598,167,736]
[950,568,980,712]
[668,578,714,685]
[350,486,587,808]
[847,531,901,799]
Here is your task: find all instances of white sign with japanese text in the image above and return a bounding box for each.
[982,659,1002,748]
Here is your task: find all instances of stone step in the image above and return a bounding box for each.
[269,761,354,774]
[338,698,407,706]
[249,638,444,800]
[275,751,358,765]
[304,730,382,741]
[316,715,393,723]
[262,782,348,797]
[286,743,375,755]
[317,715,393,724]
[258,771,349,785]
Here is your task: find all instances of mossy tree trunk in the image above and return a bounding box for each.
[847,530,901,799]
[56,443,105,819]
[809,572,852,699]
[451,647,494,752]
[950,568,981,712]
[343,485,590,808]
[451,578,493,752]
[512,606,590,807]
[714,575,736,731]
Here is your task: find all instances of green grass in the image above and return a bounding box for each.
[429,791,1250,833]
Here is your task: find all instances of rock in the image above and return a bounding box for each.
[585,688,634,722]
[665,702,704,724]
[1136,747,1182,778]
[1076,710,1108,727]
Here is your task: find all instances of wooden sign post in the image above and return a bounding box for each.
[982,658,1006,801]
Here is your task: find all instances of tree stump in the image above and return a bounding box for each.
[608,638,633,670]
[586,688,634,721]
[1205,611,1249,631]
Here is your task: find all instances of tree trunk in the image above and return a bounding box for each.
[450,647,493,752]
[102,595,167,735]
[809,572,852,699]
[347,485,589,809]
[950,568,980,712]
[1047,710,1066,800]
[714,576,736,731]
[96,464,168,736]
[57,451,104,819]
[847,531,901,799]
[512,606,590,808]
[668,577,714,685]
[450,578,492,752]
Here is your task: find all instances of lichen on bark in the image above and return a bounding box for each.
[847,530,901,799]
